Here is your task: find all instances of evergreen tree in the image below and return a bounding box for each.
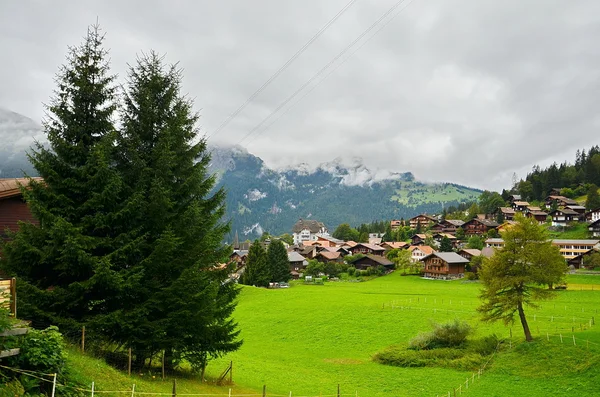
[586,184,600,210]
[0,25,124,332]
[267,239,291,282]
[243,240,270,287]
[455,227,465,240]
[439,236,453,252]
[109,52,240,371]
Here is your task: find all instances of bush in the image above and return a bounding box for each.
[10,326,66,375]
[464,271,478,280]
[408,320,472,350]
[347,266,356,276]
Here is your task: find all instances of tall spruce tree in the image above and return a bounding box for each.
[106,52,240,372]
[243,240,270,287]
[267,239,291,282]
[0,25,124,331]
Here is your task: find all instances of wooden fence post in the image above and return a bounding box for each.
[10,278,16,318]
[262,385,266,397]
[162,351,165,380]
[81,326,85,353]
[337,384,340,397]
[128,348,132,376]
[172,379,177,397]
[229,361,233,384]
[131,384,135,397]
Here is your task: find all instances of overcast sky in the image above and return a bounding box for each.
[2,0,600,190]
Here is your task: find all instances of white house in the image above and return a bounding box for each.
[292,219,329,245]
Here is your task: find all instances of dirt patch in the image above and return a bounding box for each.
[323,358,363,365]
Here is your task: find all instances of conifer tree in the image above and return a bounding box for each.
[243,240,270,287]
[267,239,291,282]
[586,184,600,210]
[439,236,453,252]
[107,52,240,371]
[0,25,124,331]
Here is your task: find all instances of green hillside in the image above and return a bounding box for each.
[391,182,480,207]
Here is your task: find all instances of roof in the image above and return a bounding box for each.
[435,233,456,239]
[318,251,341,260]
[411,234,428,239]
[422,252,470,264]
[513,201,530,206]
[288,251,306,262]
[552,239,600,245]
[529,211,548,216]
[526,206,542,211]
[343,241,358,248]
[499,207,516,214]
[354,243,385,251]
[566,205,586,210]
[382,242,409,249]
[410,214,437,221]
[0,177,43,200]
[509,194,521,200]
[547,195,577,205]
[369,237,383,245]
[485,238,504,244]
[459,248,482,257]
[349,254,394,266]
[549,209,579,216]
[409,245,436,255]
[316,235,344,244]
[466,218,499,227]
[292,219,326,233]
[444,219,465,226]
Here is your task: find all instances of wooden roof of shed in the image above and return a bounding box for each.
[0,178,43,200]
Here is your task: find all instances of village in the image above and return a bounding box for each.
[229,191,600,281]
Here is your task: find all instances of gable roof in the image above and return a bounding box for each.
[292,219,326,233]
[410,234,428,239]
[459,248,482,257]
[382,241,409,249]
[410,214,437,221]
[513,201,530,206]
[422,252,470,264]
[353,243,385,252]
[409,245,436,255]
[444,219,465,226]
[465,218,499,227]
[549,208,579,216]
[0,177,43,200]
[288,251,306,262]
[499,207,516,214]
[317,251,341,261]
[349,254,394,266]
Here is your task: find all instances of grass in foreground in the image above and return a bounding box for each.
[206,272,600,397]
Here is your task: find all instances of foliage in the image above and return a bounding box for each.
[267,240,291,282]
[407,320,472,350]
[304,259,325,277]
[455,227,465,240]
[487,228,499,238]
[243,240,270,286]
[479,191,506,215]
[467,236,484,250]
[9,326,66,375]
[478,214,567,341]
[585,184,600,210]
[278,233,294,245]
[343,253,365,265]
[439,236,453,252]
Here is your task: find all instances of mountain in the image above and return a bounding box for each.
[0,109,482,237]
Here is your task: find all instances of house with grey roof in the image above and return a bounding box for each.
[421,252,469,280]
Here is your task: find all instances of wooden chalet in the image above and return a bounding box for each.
[408,214,437,230]
[229,250,248,269]
[485,238,505,249]
[390,219,403,231]
[512,201,530,212]
[585,208,600,223]
[458,248,482,261]
[0,178,41,238]
[422,252,469,280]
[347,243,385,256]
[462,218,499,236]
[433,233,457,247]
[349,254,394,271]
[589,219,600,237]
[526,210,548,224]
[549,208,580,227]
[288,251,307,279]
[546,195,578,208]
[410,234,428,245]
[565,205,586,215]
[497,207,516,221]
[381,241,409,251]
[408,245,436,262]
[315,251,342,263]
[432,219,465,233]
[508,194,521,203]
[567,248,599,269]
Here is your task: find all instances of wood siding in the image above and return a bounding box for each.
[0,197,37,236]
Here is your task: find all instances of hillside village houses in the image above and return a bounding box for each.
[292,218,330,245]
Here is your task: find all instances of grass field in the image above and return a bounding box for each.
[207,273,600,397]
[391,182,480,207]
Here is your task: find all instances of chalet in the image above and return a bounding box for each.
[546,195,578,208]
[567,248,599,269]
[508,194,522,204]
[315,251,342,263]
[0,178,41,238]
[430,223,445,233]
[552,239,600,260]
[458,248,482,261]
[381,241,409,250]
[485,238,505,249]
[497,207,516,221]
[292,219,329,245]
[409,214,437,230]
[549,208,580,227]
[229,250,248,269]
[390,219,403,231]
[368,237,383,245]
[408,245,436,262]
[565,205,586,215]
[421,252,469,280]
[315,235,344,247]
[589,219,600,237]
[526,211,548,224]
[347,243,385,256]
[462,218,499,236]
[585,207,600,223]
[549,188,562,196]
[525,206,542,213]
[288,251,307,279]
[432,219,465,233]
[496,220,517,233]
[349,254,394,271]
[512,201,530,212]
[433,233,457,247]
[410,234,428,245]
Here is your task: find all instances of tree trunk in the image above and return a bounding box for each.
[517,300,533,342]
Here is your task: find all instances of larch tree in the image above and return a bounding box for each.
[0,25,125,332]
[478,214,566,341]
[107,52,241,372]
[267,239,291,282]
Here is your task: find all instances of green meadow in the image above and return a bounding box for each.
[208,273,600,397]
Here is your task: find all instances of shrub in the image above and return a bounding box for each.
[10,326,66,375]
[408,320,472,350]
[347,266,356,276]
[464,271,478,280]
[468,334,499,356]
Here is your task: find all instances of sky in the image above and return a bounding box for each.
[2,0,600,191]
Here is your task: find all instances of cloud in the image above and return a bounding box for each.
[1,0,600,191]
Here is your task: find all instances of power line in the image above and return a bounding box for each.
[238,0,413,146]
[207,0,360,140]
[244,0,417,146]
